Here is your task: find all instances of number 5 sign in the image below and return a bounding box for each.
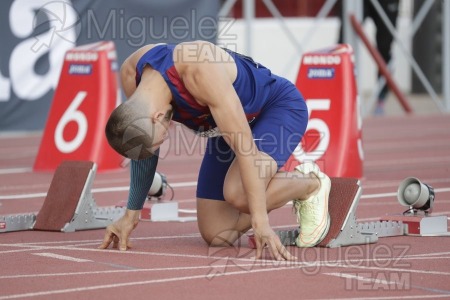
[34,41,123,172]
[284,44,363,178]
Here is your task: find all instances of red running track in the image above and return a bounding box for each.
[0,114,450,300]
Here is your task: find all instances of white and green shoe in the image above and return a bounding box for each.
[293,162,331,247]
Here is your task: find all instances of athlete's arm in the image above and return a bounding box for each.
[176,42,267,220]
[175,41,290,260]
[100,44,158,251]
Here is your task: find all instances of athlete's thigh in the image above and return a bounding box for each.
[223,152,277,206]
[197,136,234,201]
[224,80,308,200]
[197,198,250,246]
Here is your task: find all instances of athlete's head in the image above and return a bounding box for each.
[105,93,173,160]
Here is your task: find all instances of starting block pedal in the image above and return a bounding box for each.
[0,161,125,233]
[319,178,377,247]
[248,177,377,249]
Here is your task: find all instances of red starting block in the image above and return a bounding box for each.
[1,160,125,233]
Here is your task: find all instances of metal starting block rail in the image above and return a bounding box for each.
[0,214,36,233]
[0,161,125,233]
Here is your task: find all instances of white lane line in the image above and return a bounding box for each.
[364,156,450,167]
[363,178,450,189]
[0,181,198,200]
[0,266,294,300]
[0,264,256,280]
[0,193,47,200]
[334,260,450,276]
[361,187,450,199]
[406,251,450,258]
[3,242,450,275]
[1,253,450,300]
[0,168,32,175]
[2,183,449,201]
[32,253,92,263]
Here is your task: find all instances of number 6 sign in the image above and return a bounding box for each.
[54,91,88,153]
[34,41,123,172]
[284,44,363,178]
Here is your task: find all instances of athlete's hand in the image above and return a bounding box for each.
[98,209,140,251]
[252,218,297,261]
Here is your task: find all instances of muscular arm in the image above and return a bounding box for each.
[175,42,268,225]
[118,44,162,210]
[99,45,160,251]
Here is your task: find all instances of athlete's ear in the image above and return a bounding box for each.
[151,110,166,123]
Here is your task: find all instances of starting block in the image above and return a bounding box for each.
[249,177,376,248]
[0,161,125,233]
[248,177,449,249]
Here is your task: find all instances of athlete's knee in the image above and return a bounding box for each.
[199,227,239,247]
[223,185,248,213]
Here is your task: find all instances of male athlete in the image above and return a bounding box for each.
[99,41,331,261]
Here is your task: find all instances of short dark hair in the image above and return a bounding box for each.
[105,101,156,160]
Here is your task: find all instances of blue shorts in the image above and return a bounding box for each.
[196,78,308,201]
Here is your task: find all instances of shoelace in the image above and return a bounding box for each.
[293,200,320,226]
[300,202,320,226]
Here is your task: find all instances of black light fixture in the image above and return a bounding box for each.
[397,177,435,215]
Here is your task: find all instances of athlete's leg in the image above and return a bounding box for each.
[223,152,318,214]
[223,78,316,213]
[196,135,251,246]
[223,152,329,248]
[197,198,250,246]
[197,78,329,247]
[197,153,318,246]
[222,79,330,247]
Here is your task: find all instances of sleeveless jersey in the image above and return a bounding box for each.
[135,43,278,137]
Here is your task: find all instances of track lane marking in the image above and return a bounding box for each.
[2,243,450,276]
[0,266,296,300]
[1,255,450,300]
[0,181,198,200]
[32,253,92,263]
[0,168,32,175]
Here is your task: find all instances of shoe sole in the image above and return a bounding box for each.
[296,213,330,247]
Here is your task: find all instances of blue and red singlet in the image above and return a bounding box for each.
[128,43,308,205]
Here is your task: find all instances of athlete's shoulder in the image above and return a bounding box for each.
[173,40,231,72]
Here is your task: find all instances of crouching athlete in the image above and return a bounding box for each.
[99,40,331,261]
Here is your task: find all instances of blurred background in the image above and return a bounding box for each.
[0,0,448,131]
